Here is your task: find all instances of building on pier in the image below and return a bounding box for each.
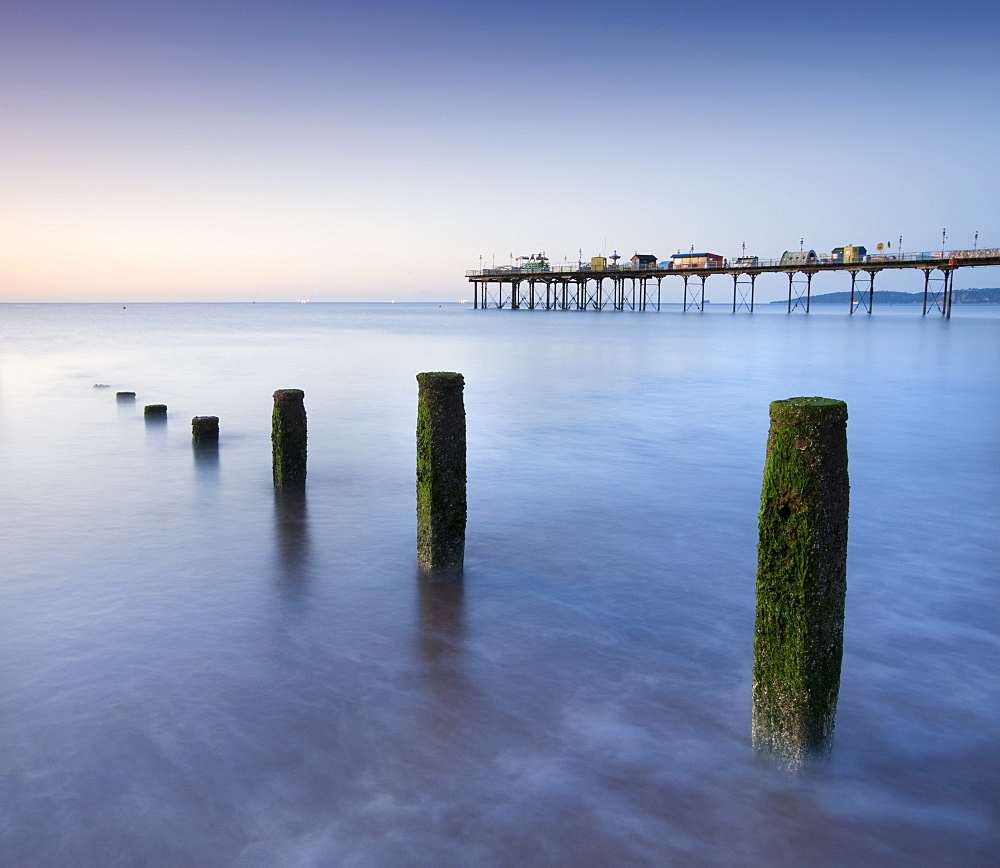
[672,252,724,269]
[630,254,658,268]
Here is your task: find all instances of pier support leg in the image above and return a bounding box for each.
[922,268,952,317]
[733,273,757,312]
[849,271,876,314]
[753,397,849,769]
[416,372,467,572]
[272,389,307,489]
[787,272,813,312]
[683,275,706,311]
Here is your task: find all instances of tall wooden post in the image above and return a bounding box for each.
[272,389,307,489]
[416,372,466,571]
[753,397,849,768]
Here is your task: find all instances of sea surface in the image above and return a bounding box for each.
[1,302,997,866]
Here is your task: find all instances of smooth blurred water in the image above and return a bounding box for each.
[0,302,997,866]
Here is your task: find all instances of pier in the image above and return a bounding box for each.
[466,250,1000,318]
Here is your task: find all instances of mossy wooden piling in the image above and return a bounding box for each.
[753,397,849,769]
[144,404,167,418]
[116,391,135,401]
[192,416,219,443]
[272,389,307,489]
[416,372,466,571]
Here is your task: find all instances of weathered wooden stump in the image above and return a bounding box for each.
[116,391,136,401]
[416,372,466,572]
[753,397,849,769]
[272,389,307,489]
[144,404,167,418]
[192,416,219,443]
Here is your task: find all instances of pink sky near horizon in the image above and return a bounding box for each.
[3,0,998,302]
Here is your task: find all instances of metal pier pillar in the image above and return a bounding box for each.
[787,272,813,313]
[622,277,635,311]
[732,273,756,312]
[596,277,610,311]
[922,268,954,317]
[683,274,707,311]
[849,270,875,314]
[584,276,605,310]
[638,276,658,311]
[484,279,500,309]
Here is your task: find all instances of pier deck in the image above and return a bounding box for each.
[466,251,1000,317]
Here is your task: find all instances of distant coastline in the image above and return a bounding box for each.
[771,288,1000,305]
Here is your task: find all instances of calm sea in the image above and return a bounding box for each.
[1,302,997,865]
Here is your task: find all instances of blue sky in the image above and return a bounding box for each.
[3,0,998,301]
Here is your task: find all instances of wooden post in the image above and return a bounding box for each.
[116,391,136,401]
[143,404,167,418]
[753,397,849,768]
[272,389,307,489]
[416,372,466,571]
[192,416,219,443]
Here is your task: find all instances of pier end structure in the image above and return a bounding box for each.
[416,372,466,572]
[753,397,849,769]
[272,389,307,489]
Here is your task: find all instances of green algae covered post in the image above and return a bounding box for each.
[416,372,466,571]
[144,403,167,418]
[753,396,849,769]
[272,389,307,489]
[192,415,219,443]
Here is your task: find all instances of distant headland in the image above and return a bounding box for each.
[774,287,1000,305]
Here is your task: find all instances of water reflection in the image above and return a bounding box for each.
[273,489,310,598]
[415,571,466,702]
[417,572,465,658]
[116,392,136,414]
[191,441,219,477]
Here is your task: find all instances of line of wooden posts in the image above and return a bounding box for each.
[120,377,850,771]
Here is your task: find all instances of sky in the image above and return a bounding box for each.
[2,0,999,302]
